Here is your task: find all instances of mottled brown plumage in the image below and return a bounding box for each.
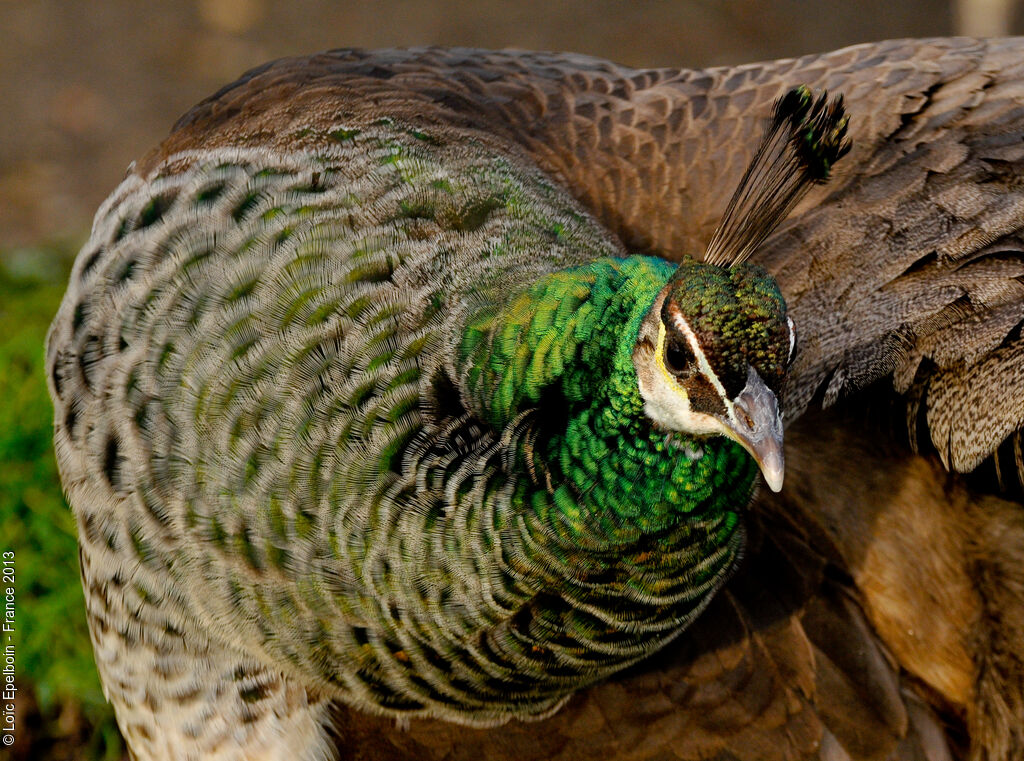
[55,38,1024,759]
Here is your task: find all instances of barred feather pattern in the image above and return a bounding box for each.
[46,125,746,743]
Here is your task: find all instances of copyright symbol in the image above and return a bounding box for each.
[2,733,12,745]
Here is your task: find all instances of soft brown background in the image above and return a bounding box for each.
[4,0,1024,250]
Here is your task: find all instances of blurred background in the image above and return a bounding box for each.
[1,1,1022,758]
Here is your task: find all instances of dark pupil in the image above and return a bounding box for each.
[664,338,694,376]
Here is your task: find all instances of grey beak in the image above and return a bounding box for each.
[721,367,785,492]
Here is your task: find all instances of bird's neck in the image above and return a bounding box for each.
[458,255,756,546]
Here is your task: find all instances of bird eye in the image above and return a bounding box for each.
[664,337,694,376]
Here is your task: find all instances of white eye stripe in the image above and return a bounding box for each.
[786,316,796,361]
[666,312,733,411]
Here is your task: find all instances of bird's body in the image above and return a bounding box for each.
[47,39,1024,760]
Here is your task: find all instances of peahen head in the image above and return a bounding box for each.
[633,86,850,493]
[634,260,792,491]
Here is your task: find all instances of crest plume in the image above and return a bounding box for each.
[702,86,851,268]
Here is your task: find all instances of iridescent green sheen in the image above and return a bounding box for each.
[460,256,756,544]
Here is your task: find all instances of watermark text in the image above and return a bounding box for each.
[2,550,15,747]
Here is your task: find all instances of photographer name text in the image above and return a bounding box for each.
[2,550,15,747]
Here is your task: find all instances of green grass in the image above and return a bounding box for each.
[0,244,124,760]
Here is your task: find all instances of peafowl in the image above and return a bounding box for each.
[46,38,1024,760]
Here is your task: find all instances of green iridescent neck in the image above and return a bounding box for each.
[458,255,757,545]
